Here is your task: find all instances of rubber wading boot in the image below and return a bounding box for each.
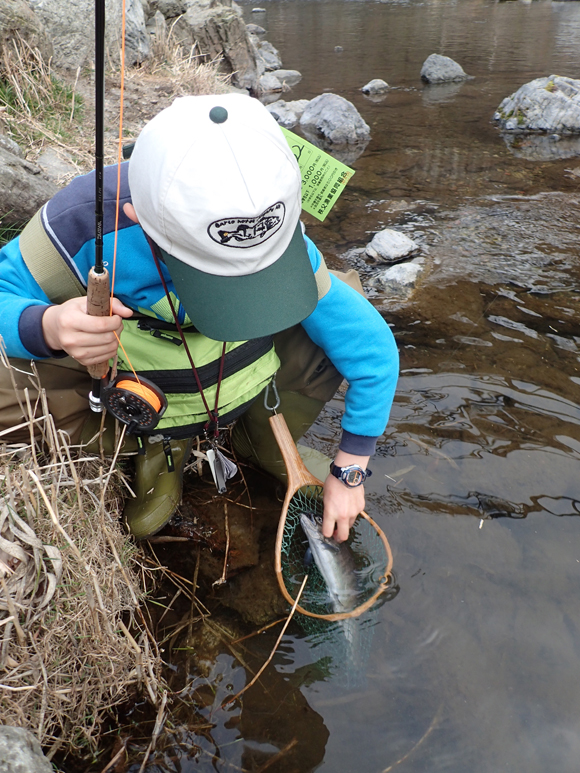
[79,411,138,456]
[124,437,193,539]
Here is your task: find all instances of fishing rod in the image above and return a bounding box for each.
[87,0,110,413]
[86,0,167,431]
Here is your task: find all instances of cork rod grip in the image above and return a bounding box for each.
[86,266,111,380]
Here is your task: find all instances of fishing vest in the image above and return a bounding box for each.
[18,208,333,438]
[116,317,279,438]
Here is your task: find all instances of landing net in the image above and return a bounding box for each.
[278,484,394,622]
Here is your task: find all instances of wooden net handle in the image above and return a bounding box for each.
[269,412,320,492]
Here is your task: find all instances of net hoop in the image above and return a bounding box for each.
[275,508,393,621]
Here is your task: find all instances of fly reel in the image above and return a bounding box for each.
[101,373,168,432]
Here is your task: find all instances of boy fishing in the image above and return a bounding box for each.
[0,93,399,542]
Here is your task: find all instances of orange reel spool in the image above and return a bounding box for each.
[101,373,168,432]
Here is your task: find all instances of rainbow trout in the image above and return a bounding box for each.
[299,512,360,643]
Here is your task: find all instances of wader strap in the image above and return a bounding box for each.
[20,209,86,304]
[314,253,332,300]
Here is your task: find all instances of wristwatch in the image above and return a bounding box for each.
[329,462,372,488]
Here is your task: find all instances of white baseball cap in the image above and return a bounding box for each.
[128,93,318,341]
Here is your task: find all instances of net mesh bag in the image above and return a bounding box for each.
[279,485,394,623]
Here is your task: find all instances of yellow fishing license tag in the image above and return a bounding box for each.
[281,128,355,222]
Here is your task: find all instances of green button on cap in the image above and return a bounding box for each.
[209,106,228,124]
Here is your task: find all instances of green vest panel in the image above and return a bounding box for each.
[117,319,280,438]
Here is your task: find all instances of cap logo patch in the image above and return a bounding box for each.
[208,202,285,249]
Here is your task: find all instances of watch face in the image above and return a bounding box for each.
[345,468,364,486]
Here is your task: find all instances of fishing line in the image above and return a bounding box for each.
[110,0,127,304]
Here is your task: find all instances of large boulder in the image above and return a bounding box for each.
[149,0,189,16]
[421,53,470,84]
[0,0,53,60]
[29,0,149,68]
[494,75,580,134]
[0,145,58,225]
[0,726,52,773]
[172,0,258,91]
[299,93,371,145]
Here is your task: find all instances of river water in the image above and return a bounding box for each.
[121,1,580,771]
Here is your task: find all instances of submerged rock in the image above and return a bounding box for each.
[502,131,580,161]
[422,80,465,105]
[421,53,470,84]
[365,228,420,263]
[300,93,371,145]
[361,78,389,95]
[368,259,424,292]
[273,68,302,87]
[494,75,580,134]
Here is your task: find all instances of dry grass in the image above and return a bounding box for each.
[140,15,232,97]
[0,34,89,167]
[0,356,165,762]
[0,23,232,180]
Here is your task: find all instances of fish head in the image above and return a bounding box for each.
[299,511,323,538]
[299,511,342,553]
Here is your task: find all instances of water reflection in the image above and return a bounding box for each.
[121,0,580,770]
[502,132,580,161]
[421,80,466,106]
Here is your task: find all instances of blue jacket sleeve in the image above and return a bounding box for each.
[0,236,53,359]
[300,237,399,455]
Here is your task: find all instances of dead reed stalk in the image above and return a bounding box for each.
[0,362,164,760]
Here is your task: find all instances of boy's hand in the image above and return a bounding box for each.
[42,297,133,366]
[321,451,370,542]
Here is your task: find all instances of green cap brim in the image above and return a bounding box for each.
[160,222,319,342]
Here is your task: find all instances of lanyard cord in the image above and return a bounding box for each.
[146,236,227,437]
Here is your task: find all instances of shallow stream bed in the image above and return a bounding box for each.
[113,1,580,771]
